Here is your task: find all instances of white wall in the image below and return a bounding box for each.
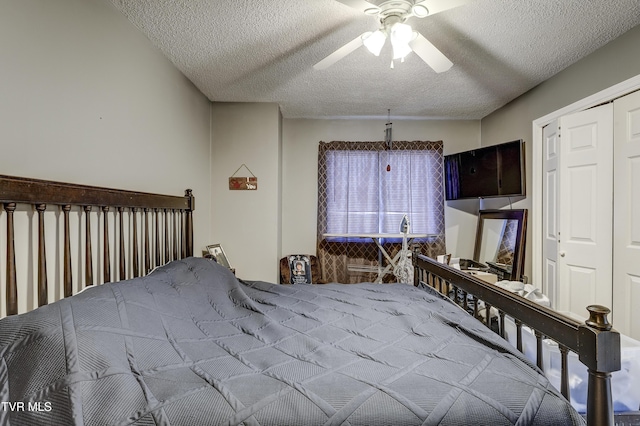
[210,103,282,282]
[0,0,212,313]
[281,118,481,262]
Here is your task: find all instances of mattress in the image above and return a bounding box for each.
[0,258,584,425]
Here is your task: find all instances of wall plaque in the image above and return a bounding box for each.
[229,164,257,190]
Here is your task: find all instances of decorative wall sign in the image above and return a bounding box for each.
[229,164,258,190]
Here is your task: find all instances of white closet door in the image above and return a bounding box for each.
[613,90,640,340]
[557,104,613,316]
[542,121,560,307]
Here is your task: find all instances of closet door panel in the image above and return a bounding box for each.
[543,122,559,307]
[613,90,640,340]
[557,104,613,315]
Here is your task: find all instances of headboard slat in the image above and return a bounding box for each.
[155,210,161,268]
[118,207,125,281]
[36,204,48,307]
[63,205,72,298]
[103,206,111,284]
[144,208,151,274]
[85,206,94,286]
[172,211,178,262]
[180,211,186,259]
[4,203,17,315]
[164,210,170,265]
[132,208,139,278]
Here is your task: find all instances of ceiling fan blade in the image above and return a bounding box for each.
[334,0,379,14]
[416,0,468,16]
[409,32,453,73]
[314,34,366,70]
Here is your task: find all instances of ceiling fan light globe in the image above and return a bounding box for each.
[390,22,413,45]
[390,23,413,59]
[363,29,387,56]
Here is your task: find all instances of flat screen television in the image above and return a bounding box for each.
[444,140,525,200]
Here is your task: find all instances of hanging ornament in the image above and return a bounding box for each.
[385,109,392,172]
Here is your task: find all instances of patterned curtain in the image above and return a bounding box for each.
[317,141,446,283]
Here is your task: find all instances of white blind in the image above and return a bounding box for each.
[325,149,442,236]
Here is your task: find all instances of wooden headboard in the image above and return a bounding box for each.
[0,175,194,316]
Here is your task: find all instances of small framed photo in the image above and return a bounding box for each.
[206,244,231,269]
[288,255,311,284]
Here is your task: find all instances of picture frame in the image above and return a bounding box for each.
[288,254,312,284]
[206,244,231,269]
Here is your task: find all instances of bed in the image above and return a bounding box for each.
[0,174,626,425]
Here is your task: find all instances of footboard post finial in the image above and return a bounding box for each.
[579,305,620,426]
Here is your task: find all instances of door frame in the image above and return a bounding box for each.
[531,74,640,293]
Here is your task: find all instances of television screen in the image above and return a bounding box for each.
[445,140,525,200]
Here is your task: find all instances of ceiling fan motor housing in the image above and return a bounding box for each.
[369,0,430,23]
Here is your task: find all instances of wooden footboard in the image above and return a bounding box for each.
[0,175,195,316]
[413,252,621,426]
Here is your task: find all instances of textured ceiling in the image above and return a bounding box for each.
[109,0,640,119]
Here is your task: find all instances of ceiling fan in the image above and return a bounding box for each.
[314,0,467,72]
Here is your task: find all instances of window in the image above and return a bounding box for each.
[318,141,445,240]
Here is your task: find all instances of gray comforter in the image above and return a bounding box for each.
[0,258,584,425]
